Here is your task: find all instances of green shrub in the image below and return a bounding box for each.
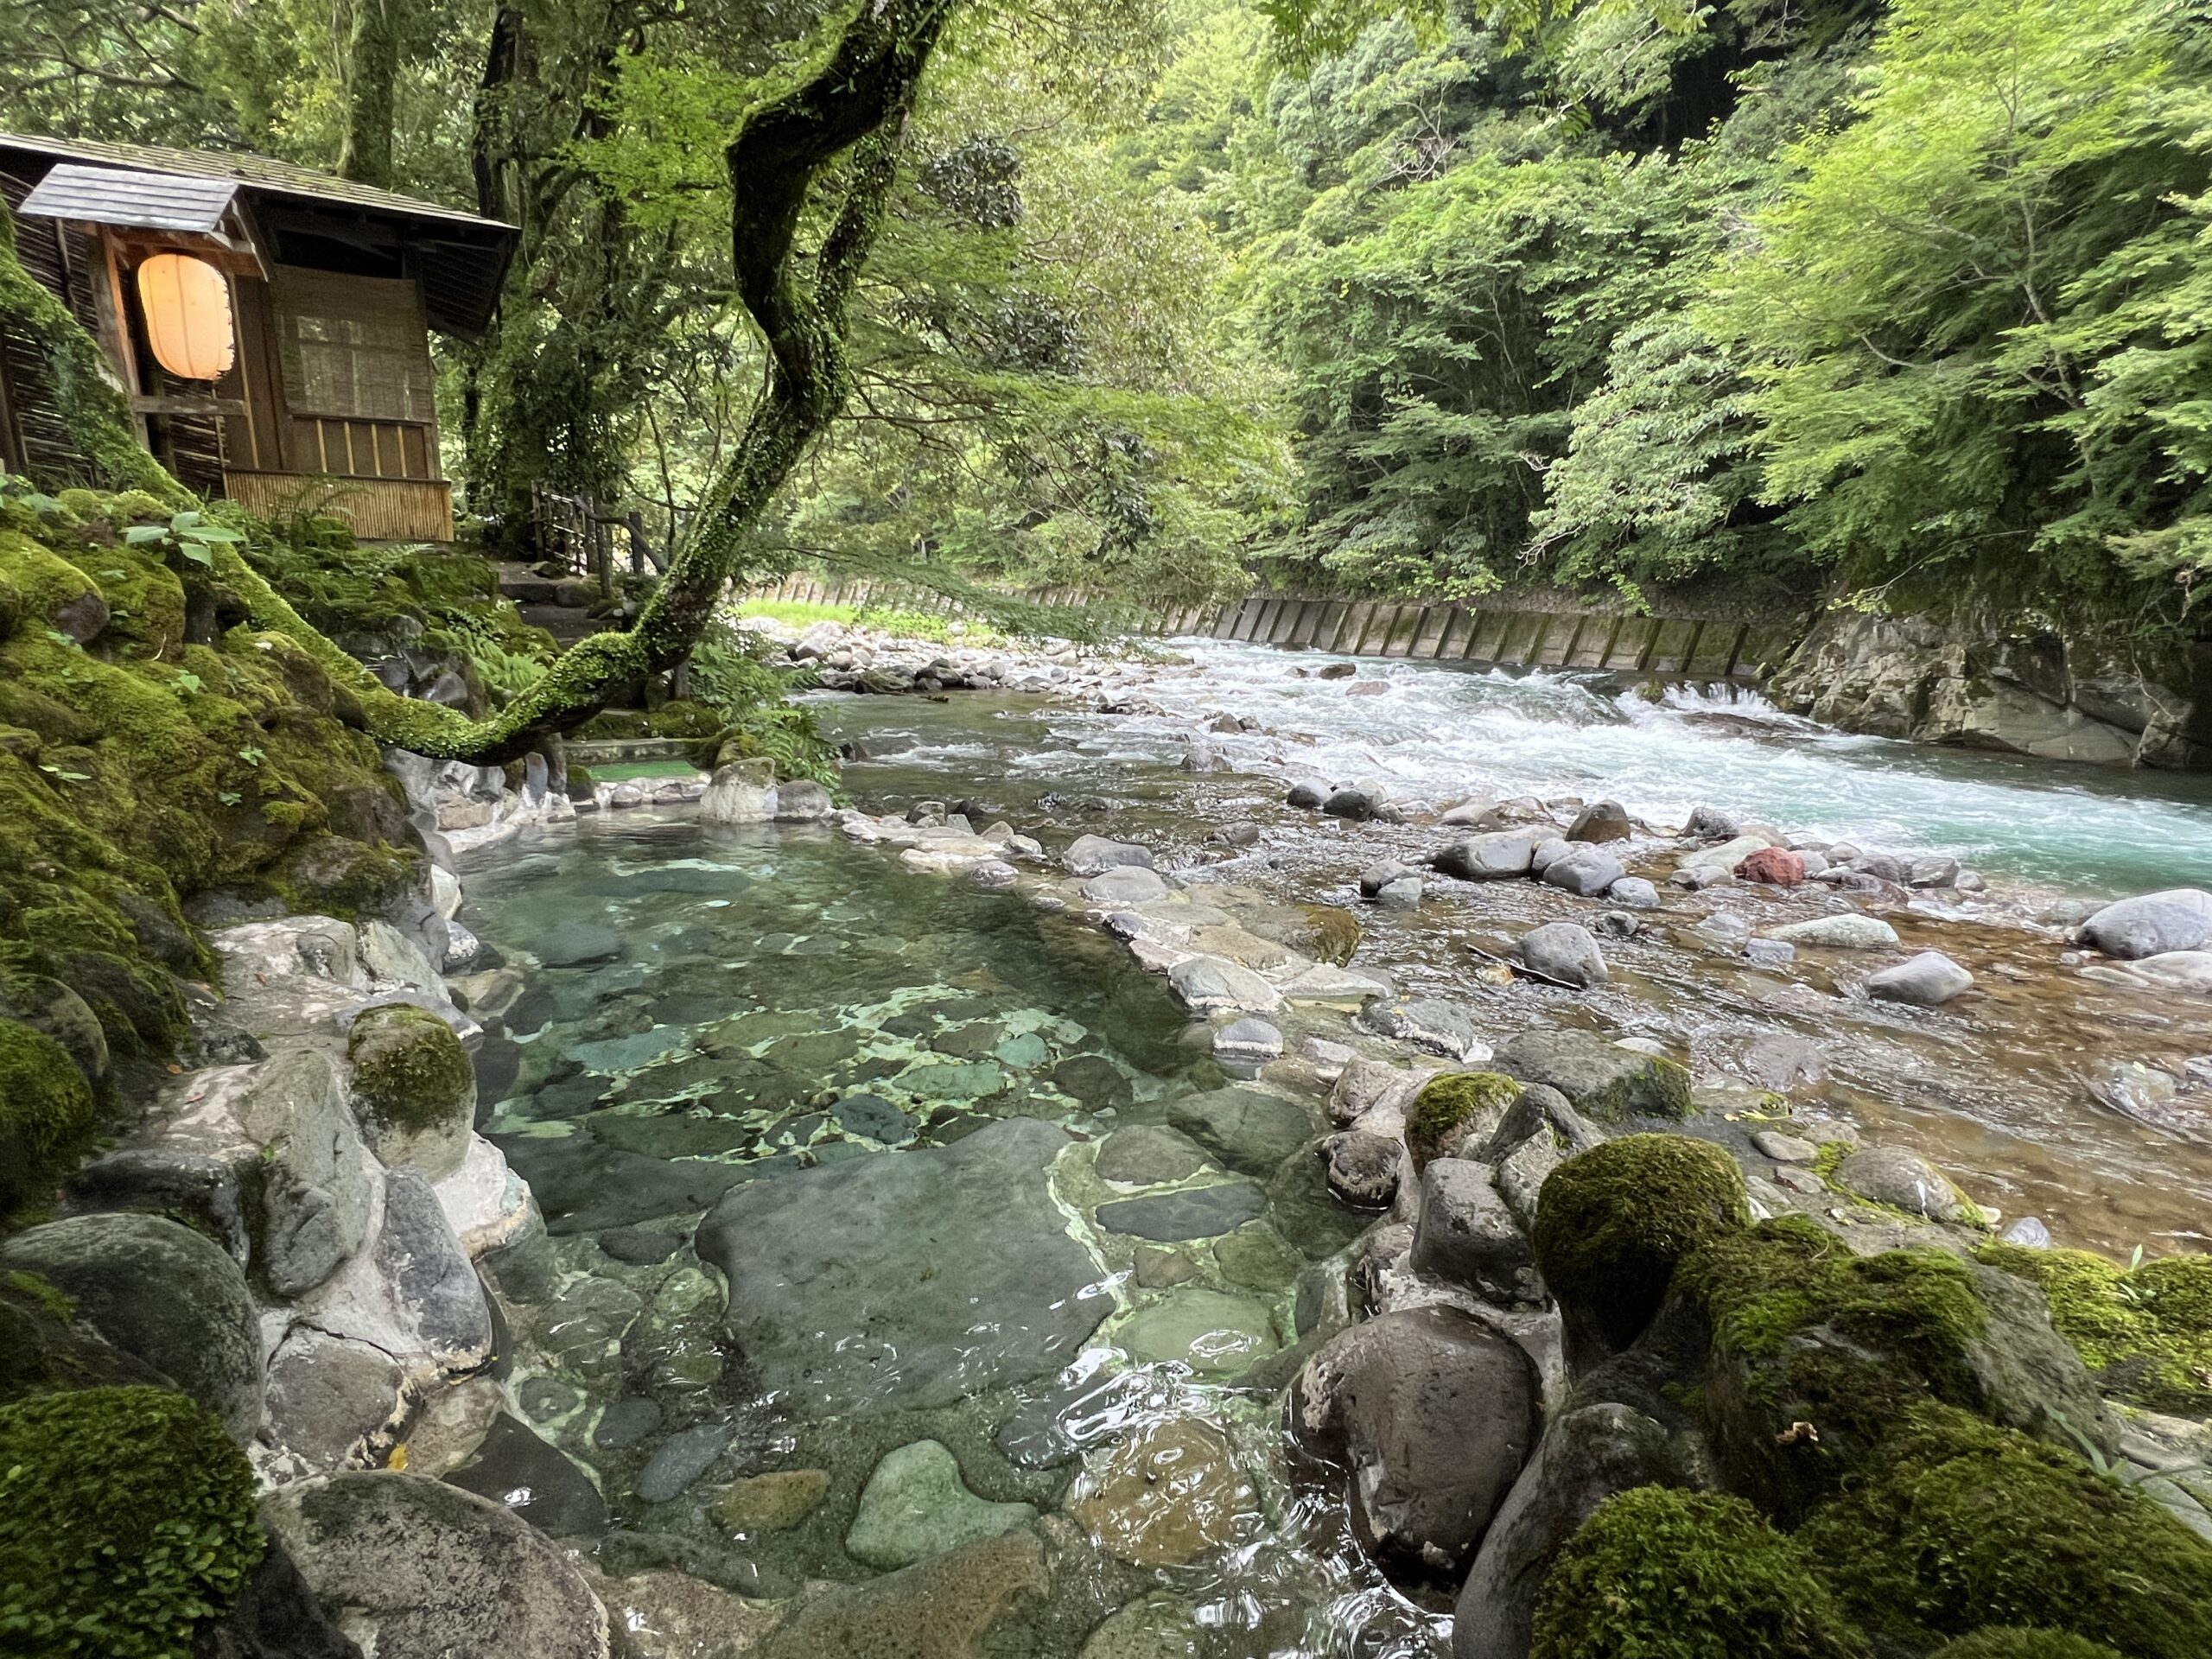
[1530,1486,1869,1659]
[1532,1134,1750,1352]
[0,1386,264,1656]
[1798,1405,2212,1659]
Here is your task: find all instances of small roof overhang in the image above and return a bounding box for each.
[0,133,517,337]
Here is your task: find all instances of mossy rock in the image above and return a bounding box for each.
[1979,1241,2212,1414]
[0,1015,98,1218]
[1678,1217,2111,1522]
[348,1004,475,1175]
[1406,1071,1520,1170]
[0,1269,168,1403]
[0,1385,264,1657]
[1530,1485,1870,1659]
[1799,1404,2212,1659]
[1532,1134,1749,1355]
[268,833,423,921]
[1928,1632,2128,1659]
[66,544,187,658]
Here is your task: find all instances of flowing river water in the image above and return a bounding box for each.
[453,635,2212,1657]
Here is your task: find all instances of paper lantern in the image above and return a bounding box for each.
[136,252,235,381]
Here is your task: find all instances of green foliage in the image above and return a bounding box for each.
[1977,1242,2212,1414]
[0,1385,265,1658]
[1530,1485,1872,1659]
[1797,1404,2212,1659]
[347,1004,474,1135]
[1715,0,2212,619]
[1405,1070,1520,1168]
[1530,1133,1750,1352]
[684,625,842,787]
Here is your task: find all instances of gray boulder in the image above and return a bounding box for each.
[234,1050,378,1297]
[1542,846,1625,899]
[261,1472,609,1659]
[1323,786,1384,822]
[1529,837,1572,873]
[1432,830,1546,881]
[1866,950,1974,1007]
[1323,1131,1402,1209]
[698,1117,1110,1414]
[1765,912,1901,950]
[1096,1182,1268,1242]
[0,1211,263,1440]
[2077,890,2212,960]
[1213,1017,1283,1068]
[1358,859,1417,898]
[1410,1159,1539,1304]
[1452,1404,1683,1659]
[1083,866,1167,906]
[1287,778,1332,810]
[1566,802,1630,843]
[1166,956,1282,1015]
[1832,1146,1976,1224]
[1093,1124,1214,1185]
[1358,998,1484,1060]
[1516,924,1607,989]
[264,1325,407,1470]
[1683,805,1739,840]
[1063,836,1155,877]
[1376,875,1423,909]
[375,1168,494,1368]
[1287,1306,1540,1573]
[1607,877,1660,910]
[1493,1029,1691,1121]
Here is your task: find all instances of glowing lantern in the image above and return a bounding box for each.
[136,252,235,381]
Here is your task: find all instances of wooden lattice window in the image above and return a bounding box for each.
[269,267,435,423]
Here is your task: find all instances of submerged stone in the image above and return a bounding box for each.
[1069,1419,1255,1567]
[698,1117,1110,1414]
[1096,1183,1268,1242]
[846,1440,1037,1569]
[1119,1289,1277,1376]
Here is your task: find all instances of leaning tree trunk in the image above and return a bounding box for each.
[2,0,958,766]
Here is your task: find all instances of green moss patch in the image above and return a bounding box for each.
[1532,1134,1750,1353]
[1531,1486,1870,1659]
[1678,1215,1999,1518]
[1978,1242,2212,1414]
[348,1005,474,1133]
[0,1017,96,1217]
[0,1385,264,1657]
[1799,1404,2212,1659]
[1406,1071,1519,1170]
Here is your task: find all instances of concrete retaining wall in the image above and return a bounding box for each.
[744,575,1800,683]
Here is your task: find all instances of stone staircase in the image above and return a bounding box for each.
[495,562,601,648]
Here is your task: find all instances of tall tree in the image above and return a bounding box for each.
[337,0,404,188]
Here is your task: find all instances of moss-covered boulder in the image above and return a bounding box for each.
[1979,1241,2212,1414]
[1529,1486,1870,1659]
[0,1385,265,1658]
[1494,1028,1692,1121]
[1799,1405,2212,1659]
[1406,1071,1520,1170]
[1532,1135,1749,1357]
[347,1004,476,1178]
[0,1269,168,1403]
[1927,1633,2128,1659]
[1,969,110,1086]
[0,1014,97,1217]
[1676,1217,2114,1522]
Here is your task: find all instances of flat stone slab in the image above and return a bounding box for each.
[697,1117,1110,1415]
[1096,1183,1268,1242]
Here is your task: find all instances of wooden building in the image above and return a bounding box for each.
[0,133,515,543]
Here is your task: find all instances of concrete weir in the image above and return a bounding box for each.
[743,573,1801,683]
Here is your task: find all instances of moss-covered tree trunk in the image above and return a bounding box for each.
[1,0,957,766]
[337,0,404,191]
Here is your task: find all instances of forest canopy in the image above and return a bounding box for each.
[2,0,2209,631]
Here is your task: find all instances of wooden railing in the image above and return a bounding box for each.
[530,485,665,596]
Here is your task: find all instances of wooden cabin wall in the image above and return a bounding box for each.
[0,161,106,485]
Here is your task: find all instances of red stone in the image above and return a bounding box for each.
[1735,847,1806,887]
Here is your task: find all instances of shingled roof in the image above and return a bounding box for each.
[0,131,516,335]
